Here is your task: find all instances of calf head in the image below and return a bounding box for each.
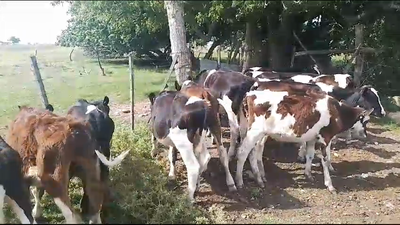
[341,100,374,139]
[356,85,386,118]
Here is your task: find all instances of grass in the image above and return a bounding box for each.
[0,44,210,224]
[0,44,174,127]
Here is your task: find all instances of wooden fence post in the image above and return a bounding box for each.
[30,55,49,108]
[354,24,364,87]
[128,52,135,131]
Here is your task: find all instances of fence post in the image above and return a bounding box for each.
[128,52,135,131]
[30,55,49,108]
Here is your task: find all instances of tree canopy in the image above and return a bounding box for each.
[8,36,21,44]
[55,0,400,95]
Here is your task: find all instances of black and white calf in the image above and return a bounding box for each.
[0,136,35,224]
[67,96,115,219]
[148,90,236,202]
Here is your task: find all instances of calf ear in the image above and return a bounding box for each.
[174,80,181,91]
[148,92,156,105]
[360,85,372,95]
[103,96,110,105]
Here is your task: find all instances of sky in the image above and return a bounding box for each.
[0,1,71,44]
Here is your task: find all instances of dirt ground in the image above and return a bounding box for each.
[112,101,400,224]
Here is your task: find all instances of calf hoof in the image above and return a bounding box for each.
[305,174,315,182]
[297,156,306,164]
[228,184,237,192]
[257,181,265,188]
[262,176,267,183]
[328,186,337,194]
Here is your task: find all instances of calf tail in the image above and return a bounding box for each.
[95,150,130,168]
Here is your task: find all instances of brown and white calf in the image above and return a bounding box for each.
[148,88,237,202]
[236,86,373,192]
[6,106,130,224]
[0,136,35,224]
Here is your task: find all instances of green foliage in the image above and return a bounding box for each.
[56,1,170,59]
[7,36,20,44]
[104,123,211,224]
[54,0,400,93]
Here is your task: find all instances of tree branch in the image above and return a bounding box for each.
[69,48,75,61]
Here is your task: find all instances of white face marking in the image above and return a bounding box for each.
[370,88,386,116]
[86,105,97,114]
[334,74,351,89]
[290,75,314,84]
[0,185,5,224]
[315,82,334,93]
[186,96,203,105]
[54,198,79,223]
[251,71,264,78]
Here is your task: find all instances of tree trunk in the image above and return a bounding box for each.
[354,24,364,87]
[242,21,261,73]
[164,1,191,85]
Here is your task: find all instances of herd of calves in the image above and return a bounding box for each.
[0,67,387,224]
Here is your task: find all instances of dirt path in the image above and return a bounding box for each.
[112,101,400,224]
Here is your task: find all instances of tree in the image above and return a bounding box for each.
[8,36,20,44]
[164,1,191,84]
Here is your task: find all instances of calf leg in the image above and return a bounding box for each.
[217,97,239,160]
[238,107,248,144]
[151,133,159,158]
[304,140,316,181]
[0,186,5,224]
[77,158,107,224]
[5,183,34,224]
[210,127,236,192]
[235,127,265,188]
[320,142,336,193]
[31,187,44,219]
[206,129,215,145]
[297,142,307,163]
[168,146,178,180]
[196,135,211,190]
[248,148,264,188]
[169,130,201,202]
[325,141,335,172]
[256,136,267,182]
[39,161,82,224]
